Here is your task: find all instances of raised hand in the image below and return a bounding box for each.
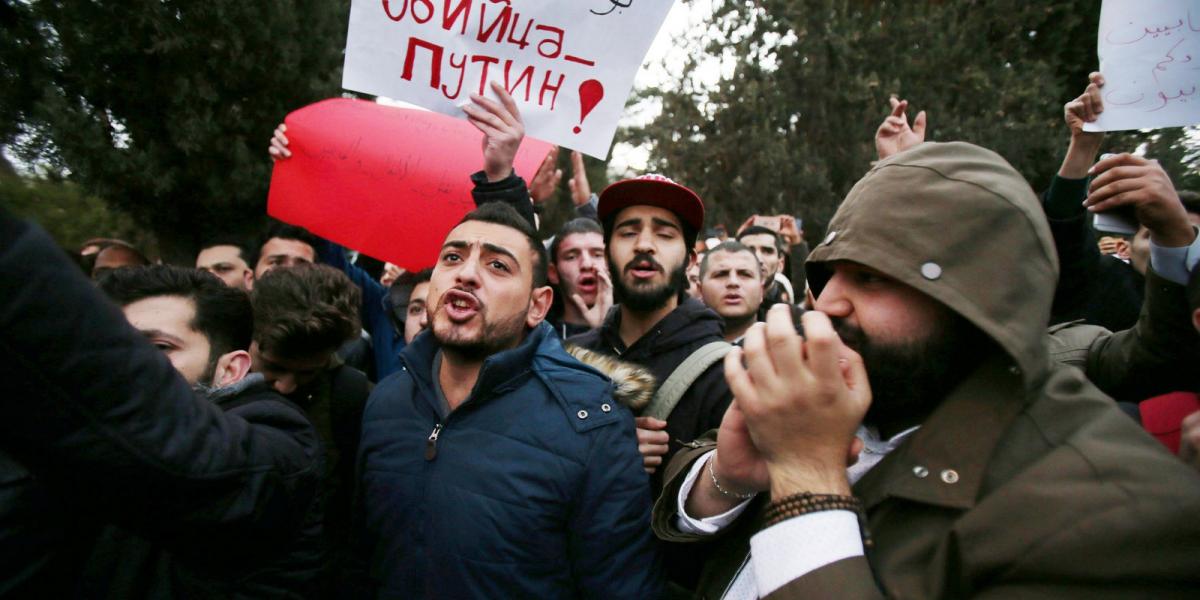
[875,97,927,161]
[1087,153,1195,248]
[567,151,592,207]
[268,123,291,161]
[528,146,562,204]
[635,416,669,474]
[462,81,525,182]
[569,265,613,329]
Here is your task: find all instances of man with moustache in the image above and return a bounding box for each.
[569,175,735,487]
[653,141,1200,599]
[356,201,662,598]
[546,218,612,338]
[698,241,765,343]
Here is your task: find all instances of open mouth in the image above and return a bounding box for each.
[628,260,661,280]
[577,273,598,292]
[442,289,481,322]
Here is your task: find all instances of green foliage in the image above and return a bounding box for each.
[0,0,348,262]
[625,0,1195,241]
[0,173,158,256]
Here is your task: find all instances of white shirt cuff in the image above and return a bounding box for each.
[1150,225,1200,285]
[749,510,864,597]
[674,450,753,535]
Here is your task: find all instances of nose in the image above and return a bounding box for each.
[454,254,482,288]
[580,252,596,270]
[812,271,852,318]
[633,229,655,254]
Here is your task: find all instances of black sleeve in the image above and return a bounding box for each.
[470,170,537,230]
[790,241,810,295]
[0,210,321,541]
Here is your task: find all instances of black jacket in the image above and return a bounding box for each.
[0,211,323,598]
[568,297,734,491]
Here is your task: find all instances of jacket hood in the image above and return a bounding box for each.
[597,297,726,357]
[806,142,1059,388]
[564,344,656,411]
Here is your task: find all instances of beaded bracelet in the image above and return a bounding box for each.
[764,492,873,548]
[707,451,756,500]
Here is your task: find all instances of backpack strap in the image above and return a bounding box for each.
[642,341,733,421]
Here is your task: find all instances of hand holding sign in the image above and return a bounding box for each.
[1086,0,1200,132]
[267,99,551,271]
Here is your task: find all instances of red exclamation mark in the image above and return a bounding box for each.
[574,79,604,134]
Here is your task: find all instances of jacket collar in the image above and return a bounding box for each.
[599,297,722,357]
[854,353,1027,511]
[402,321,552,408]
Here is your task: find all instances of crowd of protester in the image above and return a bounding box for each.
[2,68,1200,599]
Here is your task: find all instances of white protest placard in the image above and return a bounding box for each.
[343,0,677,158]
[1086,0,1200,132]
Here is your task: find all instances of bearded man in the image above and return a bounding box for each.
[355,201,662,599]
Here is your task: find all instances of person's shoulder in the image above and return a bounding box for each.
[532,334,636,433]
[363,364,418,418]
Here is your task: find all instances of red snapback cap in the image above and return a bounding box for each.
[596,174,705,233]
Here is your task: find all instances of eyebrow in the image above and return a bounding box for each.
[614,216,682,232]
[139,329,186,346]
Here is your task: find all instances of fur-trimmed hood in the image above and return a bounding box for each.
[565,344,656,412]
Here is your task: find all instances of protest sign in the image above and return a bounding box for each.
[1086,0,1200,132]
[342,0,676,158]
[267,98,552,271]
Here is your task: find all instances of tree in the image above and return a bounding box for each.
[1,0,348,263]
[624,0,1192,242]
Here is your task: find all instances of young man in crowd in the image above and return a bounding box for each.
[91,241,151,279]
[0,210,322,597]
[91,265,324,597]
[737,225,792,312]
[356,202,662,598]
[546,217,612,338]
[249,264,370,576]
[655,140,1200,598]
[195,237,255,291]
[698,241,765,343]
[255,220,319,278]
[388,268,432,344]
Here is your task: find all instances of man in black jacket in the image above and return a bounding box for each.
[0,211,323,597]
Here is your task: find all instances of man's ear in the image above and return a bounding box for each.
[242,269,255,291]
[547,263,561,286]
[688,250,698,269]
[213,350,252,388]
[1192,308,1200,334]
[526,285,555,328]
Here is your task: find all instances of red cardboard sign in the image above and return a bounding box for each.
[268,98,552,270]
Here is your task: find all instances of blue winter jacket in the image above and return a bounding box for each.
[357,322,663,598]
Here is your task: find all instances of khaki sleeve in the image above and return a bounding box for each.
[763,556,885,600]
[1082,268,1200,400]
[651,429,719,542]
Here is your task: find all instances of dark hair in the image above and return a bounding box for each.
[99,265,253,363]
[1189,266,1200,313]
[458,202,549,287]
[259,220,321,257]
[549,218,604,264]
[699,240,761,279]
[737,225,785,253]
[251,264,361,359]
[388,268,434,327]
[200,236,257,268]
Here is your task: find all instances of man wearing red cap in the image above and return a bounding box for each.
[569,175,734,481]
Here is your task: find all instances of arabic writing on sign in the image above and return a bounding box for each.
[591,0,634,17]
[1086,0,1200,132]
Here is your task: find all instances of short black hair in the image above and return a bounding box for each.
[200,236,257,268]
[699,240,761,279]
[549,218,604,264]
[260,219,321,256]
[457,202,549,287]
[251,264,361,360]
[99,265,253,363]
[602,211,698,255]
[1178,190,1200,217]
[737,225,785,253]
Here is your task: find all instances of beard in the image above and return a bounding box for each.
[609,252,688,312]
[832,314,991,434]
[431,294,529,361]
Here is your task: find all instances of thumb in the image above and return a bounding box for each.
[569,292,590,314]
[912,110,927,136]
[842,348,872,411]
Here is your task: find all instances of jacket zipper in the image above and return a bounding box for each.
[424,423,444,461]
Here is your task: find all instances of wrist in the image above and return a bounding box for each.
[767,461,851,500]
[1149,222,1197,248]
[1058,136,1103,179]
[485,166,514,182]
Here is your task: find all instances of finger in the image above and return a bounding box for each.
[912,110,927,137]
[1089,71,1105,86]
[463,104,509,133]
[552,168,563,185]
[635,416,668,430]
[724,347,758,409]
[764,304,803,375]
[1087,191,1142,213]
[847,437,865,467]
[799,311,844,385]
[569,292,589,315]
[639,442,669,456]
[490,80,523,124]
[571,150,585,174]
[888,96,902,114]
[740,321,777,385]
[274,130,289,146]
[643,455,663,466]
[1086,84,1104,116]
[1088,152,1141,178]
[1087,164,1148,198]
